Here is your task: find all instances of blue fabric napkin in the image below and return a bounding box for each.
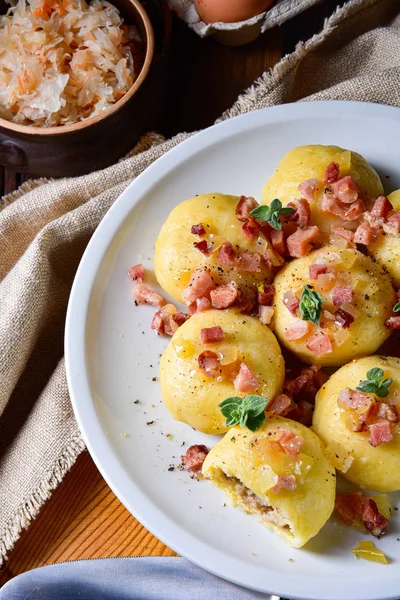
[0,557,281,599]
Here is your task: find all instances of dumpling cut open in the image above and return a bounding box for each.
[202,416,335,548]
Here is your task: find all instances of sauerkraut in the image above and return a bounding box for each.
[0,0,142,127]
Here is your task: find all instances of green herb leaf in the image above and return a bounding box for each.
[249,205,269,221]
[299,285,324,325]
[280,207,296,216]
[356,380,379,393]
[250,199,294,231]
[356,369,392,398]
[243,395,269,417]
[270,198,281,212]
[218,397,241,419]
[246,412,266,432]
[394,302,400,313]
[218,395,268,431]
[366,368,384,381]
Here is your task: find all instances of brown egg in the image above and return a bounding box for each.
[196,0,275,24]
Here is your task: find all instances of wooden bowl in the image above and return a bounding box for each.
[0,0,170,177]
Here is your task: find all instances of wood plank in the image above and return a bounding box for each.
[0,451,176,586]
[3,169,19,197]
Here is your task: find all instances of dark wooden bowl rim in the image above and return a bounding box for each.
[0,0,155,137]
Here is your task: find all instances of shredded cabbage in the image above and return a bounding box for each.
[0,0,141,126]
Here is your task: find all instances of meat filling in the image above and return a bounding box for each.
[222,473,290,530]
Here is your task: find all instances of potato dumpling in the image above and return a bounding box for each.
[154,193,273,304]
[202,416,335,548]
[313,356,400,492]
[273,245,395,367]
[261,145,383,236]
[160,310,284,434]
[369,190,400,288]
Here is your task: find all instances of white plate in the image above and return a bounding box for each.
[65,101,400,600]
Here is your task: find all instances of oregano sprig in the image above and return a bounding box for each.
[356,368,393,398]
[218,395,269,432]
[299,285,324,325]
[250,199,294,231]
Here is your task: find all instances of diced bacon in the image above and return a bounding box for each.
[284,320,312,341]
[182,267,216,304]
[194,240,213,255]
[309,264,327,279]
[276,429,304,455]
[201,326,225,344]
[334,308,354,329]
[360,212,385,230]
[217,241,236,266]
[258,283,275,306]
[272,475,297,494]
[242,217,262,240]
[236,196,258,222]
[383,220,400,235]
[150,311,164,335]
[362,499,390,537]
[371,196,393,218]
[378,403,399,423]
[129,263,145,282]
[337,388,372,411]
[285,365,327,401]
[344,200,365,221]
[210,282,241,309]
[198,350,222,378]
[134,283,166,307]
[369,420,393,447]
[386,316,400,330]
[181,444,209,473]
[331,176,359,204]
[324,162,340,184]
[259,305,274,325]
[270,229,285,255]
[321,193,347,218]
[293,198,311,226]
[332,285,354,306]
[298,178,319,202]
[191,223,206,236]
[331,227,355,243]
[262,249,285,269]
[233,362,260,393]
[173,312,189,326]
[268,394,296,417]
[196,296,211,312]
[353,400,379,432]
[306,333,333,357]
[286,226,320,258]
[388,211,400,225]
[353,221,378,245]
[335,492,389,537]
[364,211,386,230]
[150,304,186,336]
[283,290,300,315]
[296,399,314,426]
[235,252,262,272]
[282,220,298,239]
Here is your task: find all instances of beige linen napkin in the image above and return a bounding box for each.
[1,0,400,565]
[167,0,321,37]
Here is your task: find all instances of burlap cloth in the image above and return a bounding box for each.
[1,0,400,566]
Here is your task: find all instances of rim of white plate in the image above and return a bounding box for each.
[65,101,400,600]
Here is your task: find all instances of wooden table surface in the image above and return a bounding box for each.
[1,0,337,586]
